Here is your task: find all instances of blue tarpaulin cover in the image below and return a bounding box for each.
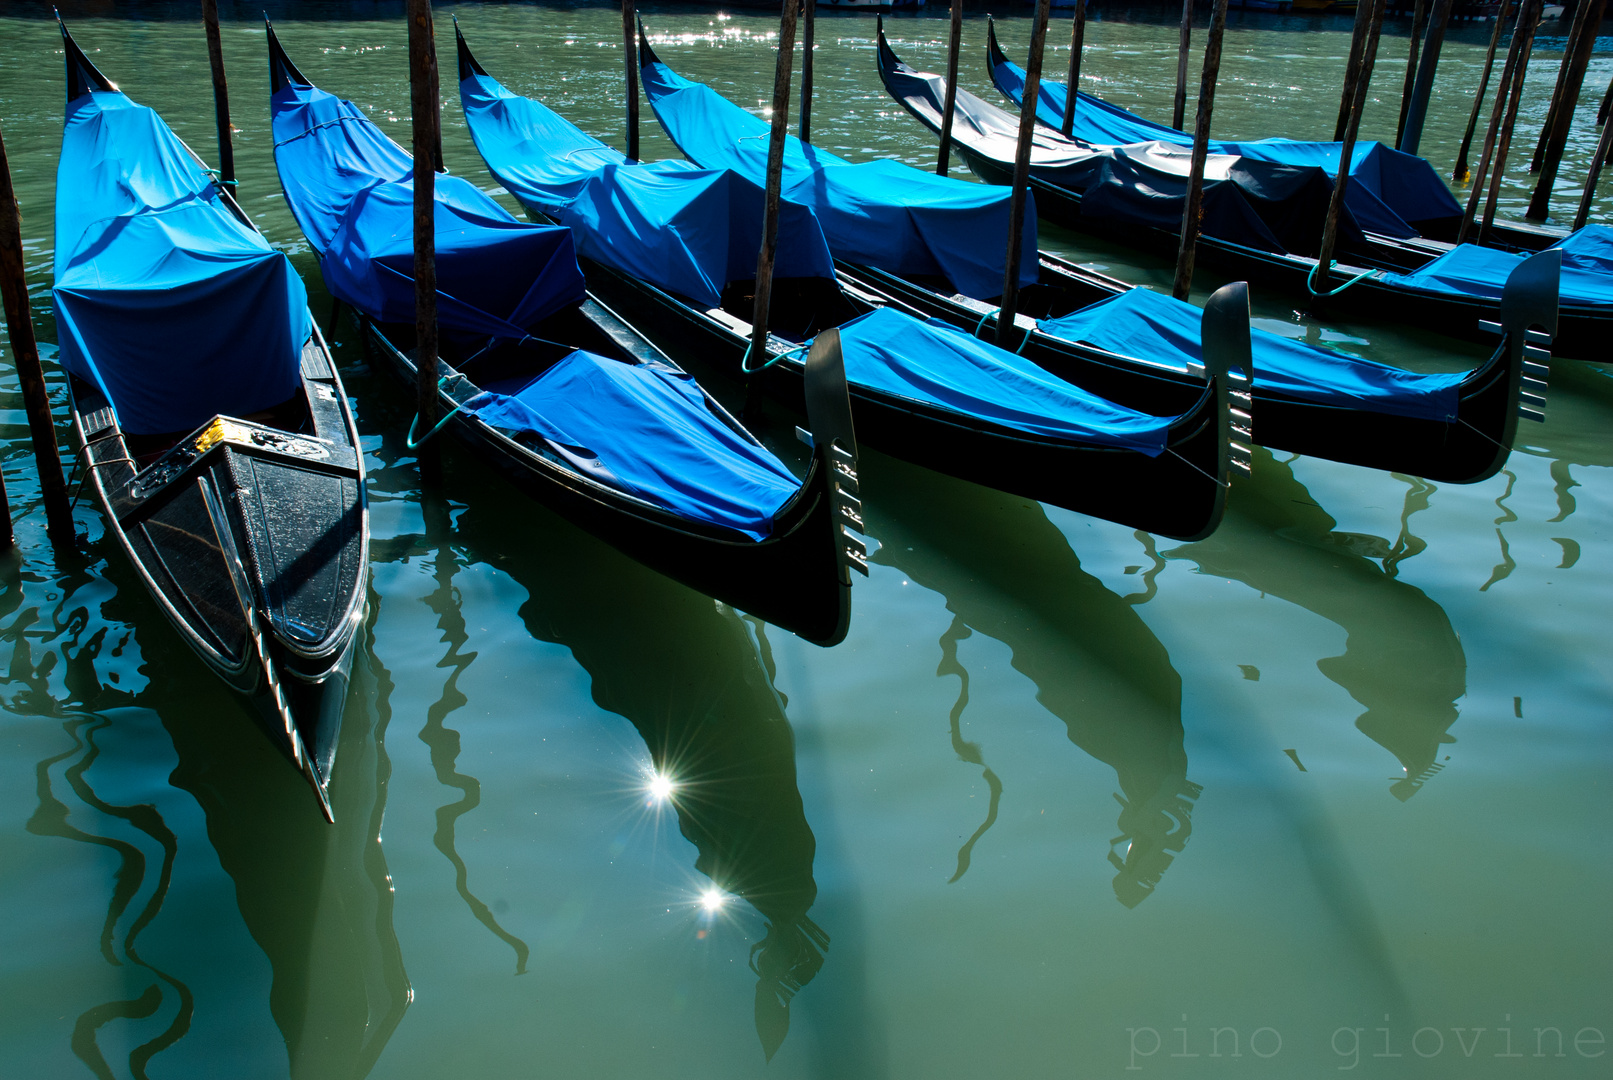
[270,78,585,338]
[640,56,1036,300]
[1381,225,1613,306]
[990,50,1463,236]
[53,90,309,435]
[1039,288,1465,422]
[464,351,799,538]
[834,307,1173,453]
[458,69,835,308]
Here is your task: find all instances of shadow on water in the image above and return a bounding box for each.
[4,539,194,1080]
[860,453,1199,908]
[442,473,825,1062]
[1167,448,1467,800]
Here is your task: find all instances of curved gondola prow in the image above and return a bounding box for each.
[637,19,664,71]
[1200,281,1256,485]
[985,15,1014,97]
[57,15,117,103]
[265,18,313,95]
[453,17,488,82]
[801,328,869,584]
[1491,246,1561,468]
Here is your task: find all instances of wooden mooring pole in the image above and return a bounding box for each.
[1457,0,1539,244]
[1529,0,1602,172]
[1479,0,1543,244]
[1453,4,1511,183]
[998,0,1052,346]
[1396,0,1432,148]
[750,0,801,371]
[407,0,439,461]
[1172,0,1193,132]
[622,0,640,160]
[1061,0,1088,137]
[0,122,72,546]
[1598,70,1613,124]
[1334,0,1373,141]
[1398,0,1455,157]
[201,0,235,188]
[1172,0,1231,301]
[1527,0,1607,220]
[937,0,964,174]
[800,0,816,143]
[1315,0,1387,294]
[1573,106,1613,228]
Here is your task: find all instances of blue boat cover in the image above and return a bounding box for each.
[53,90,309,435]
[1039,288,1465,422]
[464,351,799,539]
[1380,225,1613,307]
[458,69,835,308]
[640,57,1036,301]
[270,78,585,339]
[834,307,1173,453]
[991,51,1463,236]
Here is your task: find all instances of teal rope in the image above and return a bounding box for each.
[972,310,993,339]
[1306,259,1379,298]
[741,339,810,375]
[201,167,238,189]
[406,376,468,449]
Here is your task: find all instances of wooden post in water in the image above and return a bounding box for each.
[1453,5,1511,182]
[997,0,1052,346]
[1171,0,1231,301]
[1457,0,1540,244]
[1061,0,1088,137]
[0,122,72,546]
[1529,0,1600,172]
[1573,107,1613,228]
[750,0,801,369]
[1479,0,1543,244]
[1315,0,1387,294]
[1575,116,1613,229]
[1598,70,1613,124]
[937,1,964,174]
[1334,0,1373,141]
[1172,0,1193,132]
[407,0,439,452]
[201,0,235,188]
[622,0,640,160]
[800,0,816,143]
[1396,0,1432,148]
[1398,0,1455,157]
[1527,0,1607,219]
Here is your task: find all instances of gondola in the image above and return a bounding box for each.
[458,25,1244,542]
[875,23,1607,364]
[263,23,859,646]
[53,22,367,821]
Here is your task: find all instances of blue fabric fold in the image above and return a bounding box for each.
[1039,288,1465,422]
[53,90,308,435]
[640,58,1036,301]
[270,80,585,338]
[835,307,1174,454]
[463,351,800,539]
[458,70,835,308]
[1380,226,1613,307]
[992,53,1462,235]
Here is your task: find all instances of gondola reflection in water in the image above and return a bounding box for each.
[52,21,369,821]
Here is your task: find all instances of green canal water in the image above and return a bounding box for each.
[1,4,1610,1078]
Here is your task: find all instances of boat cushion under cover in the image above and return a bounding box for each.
[990,48,1463,236]
[459,71,836,308]
[1380,226,1613,307]
[1039,288,1465,422]
[639,57,1037,301]
[271,80,585,338]
[464,351,800,540]
[53,91,308,435]
[834,307,1173,454]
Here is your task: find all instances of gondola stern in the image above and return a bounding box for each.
[454,17,488,82]
[58,14,117,104]
[265,17,312,96]
[638,20,663,70]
